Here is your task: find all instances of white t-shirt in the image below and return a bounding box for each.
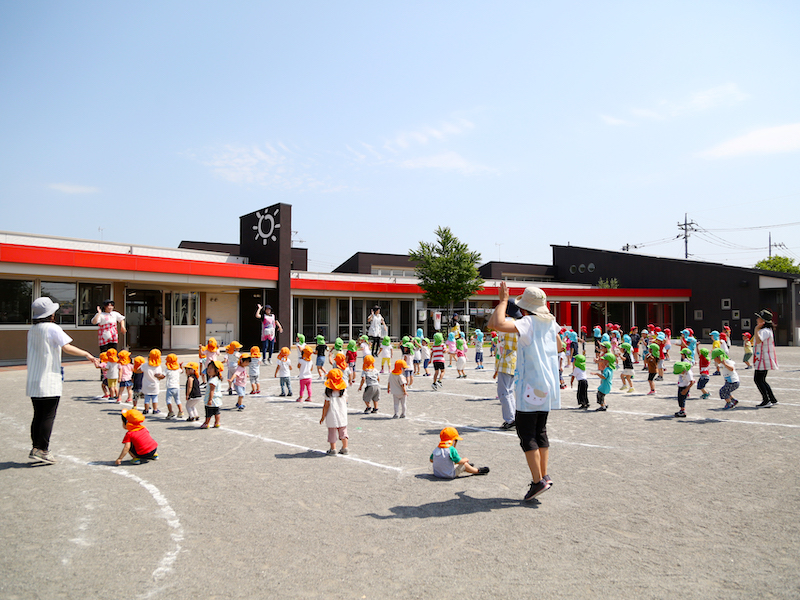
[165,369,181,390]
[678,370,695,387]
[140,363,163,395]
[26,322,72,397]
[276,359,291,378]
[379,344,392,359]
[572,366,587,381]
[323,389,348,428]
[722,359,740,383]
[298,358,313,380]
[360,341,372,356]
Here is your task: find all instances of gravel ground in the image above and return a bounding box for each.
[1,348,799,600]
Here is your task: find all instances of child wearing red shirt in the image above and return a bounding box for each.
[115,409,158,465]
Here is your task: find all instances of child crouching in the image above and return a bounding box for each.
[115,409,158,465]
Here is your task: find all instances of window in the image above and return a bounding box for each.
[300,298,330,341]
[78,283,111,326]
[41,282,76,325]
[694,309,703,321]
[171,292,199,326]
[721,298,731,310]
[0,279,33,324]
[741,318,751,330]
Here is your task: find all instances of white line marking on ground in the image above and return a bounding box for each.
[611,410,800,428]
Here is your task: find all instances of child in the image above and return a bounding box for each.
[420,338,431,376]
[201,360,224,429]
[248,346,262,394]
[401,338,415,388]
[696,347,711,399]
[328,338,344,368]
[378,335,393,373]
[358,334,372,366]
[164,353,185,419]
[714,348,740,409]
[558,340,567,389]
[673,361,695,418]
[225,341,243,395]
[388,359,408,418]
[358,355,380,413]
[430,333,446,390]
[98,352,109,399]
[184,362,203,422]
[140,349,165,415]
[118,350,133,404]
[199,337,220,384]
[645,343,659,395]
[489,331,498,358]
[592,352,614,412]
[430,427,490,478]
[315,335,327,379]
[295,333,306,356]
[320,369,349,455]
[333,352,351,387]
[619,342,635,393]
[742,332,753,369]
[664,328,672,361]
[630,327,641,363]
[472,328,484,369]
[297,346,314,402]
[710,331,722,375]
[571,354,589,408]
[274,347,293,396]
[105,348,120,400]
[132,356,145,409]
[115,409,158,465]
[446,332,457,366]
[346,340,358,385]
[455,338,467,379]
[413,337,422,376]
[229,353,250,409]
[655,333,667,380]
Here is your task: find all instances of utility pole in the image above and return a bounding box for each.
[677,213,698,259]
[769,232,772,258]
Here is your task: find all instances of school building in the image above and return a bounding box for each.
[1,203,797,363]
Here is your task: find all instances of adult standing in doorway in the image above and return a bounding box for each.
[256,304,283,365]
[27,297,100,463]
[367,305,386,356]
[91,299,126,353]
[488,282,563,502]
[753,309,779,407]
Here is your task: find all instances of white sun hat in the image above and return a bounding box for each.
[32,297,59,320]
[514,287,554,321]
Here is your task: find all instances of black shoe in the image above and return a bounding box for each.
[476,466,490,475]
[771,400,778,406]
[364,407,371,414]
[500,421,515,430]
[756,399,772,408]
[524,479,550,502]
[595,405,607,412]
[543,474,553,487]
[371,407,378,413]
[674,410,686,417]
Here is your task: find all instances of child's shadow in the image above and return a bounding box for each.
[362,490,537,519]
[274,450,327,460]
[0,461,45,471]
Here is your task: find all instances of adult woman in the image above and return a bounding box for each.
[256,304,283,365]
[91,299,126,353]
[27,297,100,463]
[367,305,385,356]
[488,282,564,502]
[753,309,779,408]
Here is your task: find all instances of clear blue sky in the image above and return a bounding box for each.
[2,1,799,272]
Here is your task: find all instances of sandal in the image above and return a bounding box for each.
[200,423,209,429]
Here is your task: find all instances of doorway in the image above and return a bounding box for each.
[126,289,163,349]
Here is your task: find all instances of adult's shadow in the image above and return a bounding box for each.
[274,450,327,460]
[0,461,46,471]
[362,490,537,519]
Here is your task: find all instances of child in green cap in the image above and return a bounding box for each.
[673,361,694,418]
[378,335,392,373]
[713,348,740,409]
[346,339,358,385]
[431,332,446,390]
[571,354,589,408]
[328,337,344,368]
[619,342,635,393]
[592,352,615,411]
[646,342,659,395]
[697,347,711,399]
[315,334,327,379]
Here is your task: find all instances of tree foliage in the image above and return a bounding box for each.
[409,226,484,309]
[597,277,620,289]
[754,255,800,274]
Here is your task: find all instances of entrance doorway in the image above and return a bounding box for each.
[126,289,163,349]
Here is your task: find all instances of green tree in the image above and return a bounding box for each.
[409,227,484,319]
[754,255,800,274]
[597,277,620,289]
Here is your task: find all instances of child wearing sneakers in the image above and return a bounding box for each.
[455,338,467,378]
[320,369,349,455]
[673,361,695,418]
[115,409,158,465]
[164,354,185,419]
[619,342,634,393]
[430,333,446,390]
[388,359,408,418]
[697,347,711,399]
[592,353,614,411]
[645,343,659,395]
[274,347,293,396]
[315,335,328,379]
[140,349,165,415]
[248,346,261,394]
[472,328,484,369]
[714,348,740,410]
[200,360,224,429]
[420,338,431,376]
[346,340,358,384]
[333,352,351,387]
[229,353,250,409]
[98,352,110,399]
[571,354,589,408]
[132,356,145,409]
[225,341,242,395]
[118,350,134,404]
[401,337,415,388]
[430,427,489,478]
[378,336,393,373]
[358,355,380,413]
[297,346,314,401]
[105,348,120,400]
[742,332,753,368]
[184,362,203,421]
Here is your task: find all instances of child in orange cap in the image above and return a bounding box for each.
[184,362,203,421]
[164,353,184,419]
[98,352,110,399]
[225,341,243,395]
[105,348,120,400]
[117,350,134,404]
[358,355,380,414]
[228,353,250,410]
[201,360,224,428]
[141,349,166,415]
[132,356,146,409]
[297,346,314,401]
[430,427,489,478]
[387,359,409,419]
[198,337,220,384]
[248,346,262,394]
[115,409,158,465]
[333,352,351,386]
[274,347,293,397]
[320,369,349,455]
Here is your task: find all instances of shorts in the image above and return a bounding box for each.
[648,373,656,381]
[107,378,118,388]
[413,359,421,365]
[131,446,158,460]
[316,356,325,367]
[249,375,259,385]
[165,388,180,405]
[475,351,483,362]
[119,380,132,388]
[622,368,634,377]
[515,411,549,452]
[423,359,430,369]
[404,369,413,379]
[657,359,664,369]
[348,361,356,371]
[234,384,245,397]
[205,405,220,417]
[596,391,607,405]
[144,394,158,405]
[433,361,445,371]
[327,426,348,444]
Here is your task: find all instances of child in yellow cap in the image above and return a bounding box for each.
[248,346,262,395]
[118,350,133,404]
[273,347,293,397]
[297,346,314,401]
[430,427,489,478]
[164,354,184,419]
[115,409,158,465]
[387,359,409,419]
[320,369,349,455]
[201,360,224,428]
[184,362,203,421]
[141,349,166,415]
[228,353,251,410]
[225,341,243,395]
[105,348,120,401]
[98,351,110,399]
[198,337,220,384]
[358,355,380,414]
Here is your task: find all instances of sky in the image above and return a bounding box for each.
[1,1,799,273]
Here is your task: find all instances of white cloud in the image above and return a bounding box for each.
[383,118,474,152]
[600,114,632,126]
[399,151,497,175]
[632,83,748,120]
[48,183,100,194]
[698,123,800,159]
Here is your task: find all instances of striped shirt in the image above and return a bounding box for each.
[431,344,446,363]
[26,322,72,397]
[496,332,518,375]
[755,328,779,370]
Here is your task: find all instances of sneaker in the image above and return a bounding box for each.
[655,376,663,381]
[647,390,656,395]
[731,399,739,408]
[36,450,56,464]
[476,466,490,475]
[432,383,438,390]
[723,402,733,410]
[166,412,175,419]
[392,414,399,419]
[287,393,293,397]
[326,449,337,456]
[28,448,38,460]
[596,405,607,412]
[523,479,550,502]
[177,412,185,419]
[279,392,286,397]
[228,389,233,395]
[701,392,710,399]
[339,448,349,455]
[619,385,628,391]
[399,414,406,418]
[371,408,378,413]
[674,410,686,418]
[153,409,161,415]
[237,404,245,410]
[500,421,516,430]
[364,407,372,414]
[712,371,721,376]
[213,423,220,428]
[543,474,553,487]
[771,400,778,406]
[626,387,635,393]
[756,399,772,408]
[131,458,143,465]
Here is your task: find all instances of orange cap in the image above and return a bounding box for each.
[99,352,108,362]
[301,346,314,361]
[206,337,218,352]
[133,356,146,373]
[106,348,118,363]
[250,346,262,358]
[438,426,463,448]
[165,353,180,370]
[184,361,200,375]
[226,341,243,354]
[391,359,407,375]
[207,360,224,377]
[118,350,131,365]
[325,368,347,391]
[278,347,290,359]
[362,355,375,369]
[238,352,251,366]
[334,352,347,369]
[122,408,145,432]
[148,348,162,367]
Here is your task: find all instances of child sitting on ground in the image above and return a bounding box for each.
[430,427,489,478]
[320,369,349,455]
[115,409,158,465]
[358,355,380,413]
[274,347,293,396]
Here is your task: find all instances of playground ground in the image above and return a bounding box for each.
[1,348,799,599]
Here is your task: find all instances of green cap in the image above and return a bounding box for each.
[574,354,586,370]
[316,335,325,345]
[673,361,691,375]
[402,336,410,344]
[601,352,616,368]
[711,348,728,360]
[699,347,709,359]
[382,336,391,346]
[347,340,357,352]
[601,341,612,350]
[680,347,692,357]
[433,333,444,345]
[334,337,343,350]
[456,338,466,350]
[620,342,632,353]
[649,343,660,355]
[296,333,305,344]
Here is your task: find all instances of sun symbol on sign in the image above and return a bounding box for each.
[253,207,280,245]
